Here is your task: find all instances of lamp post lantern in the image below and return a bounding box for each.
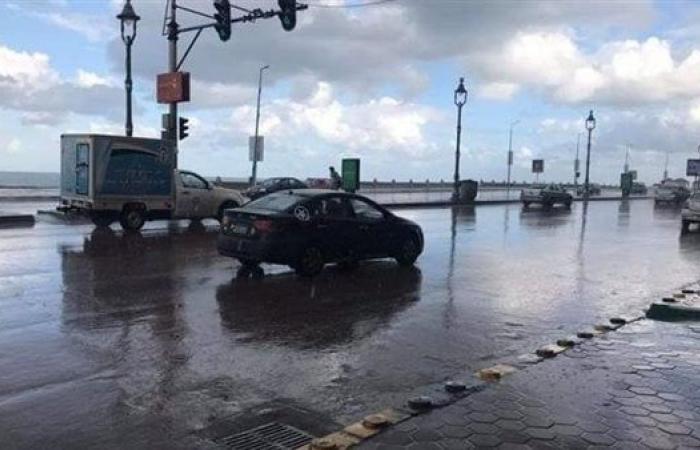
[583,110,596,198]
[117,0,140,137]
[574,132,581,190]
[251,64,269,187]
[452,77,468,201]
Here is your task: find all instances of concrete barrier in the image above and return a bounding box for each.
[0,213,35,227]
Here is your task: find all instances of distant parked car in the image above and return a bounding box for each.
[681,192,700,232]
[521,184,572,209]
[630,182,647,195]
[654,179,690,205]
[576,183,601,196]
[244,177,308,200]
[218,190,424,277]
[305,178,333,189]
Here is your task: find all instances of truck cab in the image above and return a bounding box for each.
[59,134,246,231]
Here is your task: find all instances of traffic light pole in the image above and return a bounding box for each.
[160,0,307,172]
[168,0,179,167]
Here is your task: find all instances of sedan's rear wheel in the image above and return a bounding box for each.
[395,237,419,267]
[295,246,324,277]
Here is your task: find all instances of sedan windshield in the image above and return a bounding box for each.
[245,192,304,211]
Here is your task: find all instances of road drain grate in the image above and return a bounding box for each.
[218,422,314,449]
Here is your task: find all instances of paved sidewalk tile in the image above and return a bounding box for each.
[360,320,700,449]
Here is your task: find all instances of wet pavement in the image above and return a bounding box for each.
[1,199,699,449]
[359,318,700,450]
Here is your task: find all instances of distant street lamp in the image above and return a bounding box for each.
[251,64,270,186]
[452,77,468,201]
[117,0,140,137]
[507,119,519,197]
[583,110,596,198]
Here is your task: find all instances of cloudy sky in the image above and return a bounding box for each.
[1,0,700,184]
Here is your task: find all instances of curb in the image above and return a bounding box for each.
[646,289,700,321]
[0,214,35,227]
[299,310,654,449]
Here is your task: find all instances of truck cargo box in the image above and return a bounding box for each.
[60,134,176,210]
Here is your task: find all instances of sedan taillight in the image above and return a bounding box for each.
[253,219,275,234]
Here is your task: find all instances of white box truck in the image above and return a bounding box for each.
[59,134,246,231]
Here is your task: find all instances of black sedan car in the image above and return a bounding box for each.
[218,190,424,277]
[244,177,308,200]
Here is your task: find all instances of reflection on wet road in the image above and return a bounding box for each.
[0,200,699,449]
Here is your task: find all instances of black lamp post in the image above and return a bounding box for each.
[584,110,596,198]
[117,0,140,137]
[453,77,468,201]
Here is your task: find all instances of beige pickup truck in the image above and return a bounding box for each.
[58,134,247,231]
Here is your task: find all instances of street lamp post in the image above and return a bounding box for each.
[452,77,468,201]
[251,64,270,186]
[507,120,519,197]
[584,110,596,198]
[117,0,140,137]
[574,132,581,191]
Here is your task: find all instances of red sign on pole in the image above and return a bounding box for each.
[157,72,190,104]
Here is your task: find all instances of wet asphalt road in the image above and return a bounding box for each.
[1,199,699,449]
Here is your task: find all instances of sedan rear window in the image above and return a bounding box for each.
[245,192,304,211]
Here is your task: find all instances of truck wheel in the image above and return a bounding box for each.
[543,200,553,210]
[295,245,324,277]
[565,199,572,209]
[395,236,420,267]
[682,220,691,233]
[523,202,530,209]
[120,207,145,231]
[91,213,113,228]
[217,201,239,222]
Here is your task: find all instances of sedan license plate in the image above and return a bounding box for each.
[230,224,249,235]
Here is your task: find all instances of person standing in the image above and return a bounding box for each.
[329,166,342,190]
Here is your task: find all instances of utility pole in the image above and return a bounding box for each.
[168,0,179,164]
[507,120,519,198]
[624,144,630,173]
[663,149,669,180]
[251,64,269,186]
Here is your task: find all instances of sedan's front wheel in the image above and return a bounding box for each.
[295,246,324,277]
[395,237,419,267]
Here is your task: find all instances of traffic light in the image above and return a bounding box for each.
[213,0,231,42]
[179,117,189,141]
[278,0,296,31]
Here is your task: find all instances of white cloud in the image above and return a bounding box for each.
[0,44,123,123]
[0,45,59,90]
[76,70,113,88]
[5,138,21,154]
[37,12,112,43]
[477,32,700,106]
[479,82,520,100]
[222,82,443,159]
